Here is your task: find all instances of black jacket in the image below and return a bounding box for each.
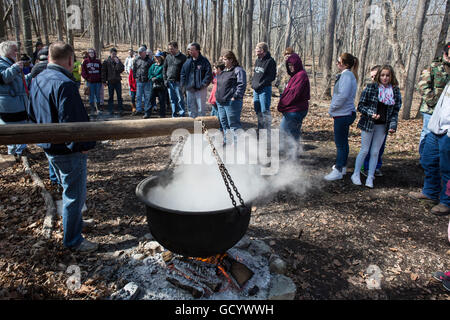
[28,63,95,154]
[180,54,212,91]
[132,56,153,82]
[163,52,187,83]
[251,52,276,91]
[102,57,124,84]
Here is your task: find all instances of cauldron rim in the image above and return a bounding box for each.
[135,175,248,215]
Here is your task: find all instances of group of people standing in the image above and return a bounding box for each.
[0,35,448,253]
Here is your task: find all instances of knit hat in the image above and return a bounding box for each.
[138,46,146,53]
[37,47,49,61]
[110,47,117,53]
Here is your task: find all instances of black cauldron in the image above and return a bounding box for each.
[135,175,251,257]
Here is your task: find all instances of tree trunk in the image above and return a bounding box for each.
[211,0,217,62]
[55,0,65,41]
[19,0,33,57]
[357,0,373,99]
[244,0,254,71]
[217,0,223,59]
[321,0,337,99]
[165,0,171,43]
[402,0,431,120]
[65,0,74,47]
[89,0,101,56]
[146,0,154,50]
[434,0,450,59]
[383,1,406,86]
[0,1,5,41]
[38,0,49,45]
[308,0,317,96]
[284,0,294,50]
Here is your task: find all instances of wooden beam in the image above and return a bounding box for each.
[0,116,220,145]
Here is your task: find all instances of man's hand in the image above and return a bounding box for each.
[371,114,380,120]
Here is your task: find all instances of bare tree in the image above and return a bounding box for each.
[19,0,33,56]
[89,0,101,56]
[357,0,373,98]
[322,0,337,98]
[402,0,431,120]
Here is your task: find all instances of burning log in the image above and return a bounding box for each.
[171,259,222,293]
[0,116,219,145]
[166,275,205,298]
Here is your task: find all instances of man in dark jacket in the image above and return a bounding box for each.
[132,46,152,115]
[164,41,187,117]
[102,48,125,116]
[252,42,277,135]
[30,46,49,78]
[180,42,212,118]
[28,41,98,253]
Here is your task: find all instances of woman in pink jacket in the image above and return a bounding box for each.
[277,53,310,157]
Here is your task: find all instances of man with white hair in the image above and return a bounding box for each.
[0,41,30,159]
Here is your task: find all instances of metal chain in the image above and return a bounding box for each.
[201,121,246,209]
[166,134,187,172]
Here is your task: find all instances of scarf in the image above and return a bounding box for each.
[378,84,395,105]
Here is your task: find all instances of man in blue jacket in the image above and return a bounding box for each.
[180,43,212,118]
[28,41,98,253]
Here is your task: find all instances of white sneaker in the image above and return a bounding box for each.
[324,166,343,181]
[331,165,346,175]
[365,176,374,188]
[351,174,362,185]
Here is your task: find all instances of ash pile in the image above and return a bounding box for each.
[110,236,297,300]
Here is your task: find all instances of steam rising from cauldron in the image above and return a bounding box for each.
[146,130,309,212]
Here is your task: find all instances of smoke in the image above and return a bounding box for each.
[146,130,310,212]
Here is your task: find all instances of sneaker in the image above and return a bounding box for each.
[365,176,374,188]
[351,174,362,186]
[431,203,450,216]
[143,114,151,119]
[324,166,343,181]
[83,218,95,230]
[73,239,98,253]
[375,169,383,177]
[361,169,368,177]
[432,271,450,282]
[408,191,437,202]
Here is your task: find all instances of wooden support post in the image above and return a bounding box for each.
[0,116,220,145]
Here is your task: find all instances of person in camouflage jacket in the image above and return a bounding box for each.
[417,42,450,154]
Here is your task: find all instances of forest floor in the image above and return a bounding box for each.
[0,37,449,300]
[1,90,449,300]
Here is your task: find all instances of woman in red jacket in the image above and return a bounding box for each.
[277,53,310,157]
[128,68,137,113]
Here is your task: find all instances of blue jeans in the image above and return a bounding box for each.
[333,112,356,171]
[107,82,123,114]
[280,110,308,141]
[167,81,186,117]
[186,88,207,118]
[136,81,151,112]
[419,112,432,155]
[363,134,387,171]
[420,132,450,207]
[87,82,101,104]
[253,86,272,131]
[46,152,88,248]
[217,100,243,144]
[0,118,27,155]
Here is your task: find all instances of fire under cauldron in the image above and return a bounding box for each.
[136,174,251,258]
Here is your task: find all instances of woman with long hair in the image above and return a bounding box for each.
[324,53,359,181]
[351,65,402,188]
[215,50,247,144]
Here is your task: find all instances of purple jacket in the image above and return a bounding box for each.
[278,54,310,113]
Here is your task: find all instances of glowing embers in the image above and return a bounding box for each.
[165,252,255,298]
